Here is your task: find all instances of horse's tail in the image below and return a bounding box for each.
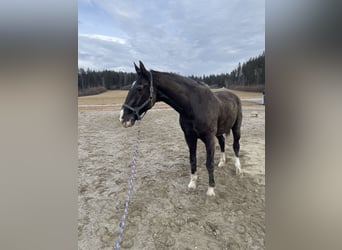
[232,96,242,132]
[224,95,242,137]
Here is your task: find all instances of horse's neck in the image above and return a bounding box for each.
[154,72,192,115]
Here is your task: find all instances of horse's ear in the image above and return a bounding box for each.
[139,61,148,77]
[134,62,141,74]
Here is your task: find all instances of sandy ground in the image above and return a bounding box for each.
[78,91,264,250]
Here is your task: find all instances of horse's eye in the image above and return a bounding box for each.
[136,86,143,92]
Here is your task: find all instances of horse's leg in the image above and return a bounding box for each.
[185,134,198,189]
[216,135,226,167]
[232,117,242,175]
[204,135,216,196]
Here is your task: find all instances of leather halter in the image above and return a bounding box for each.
[122,71,154,120]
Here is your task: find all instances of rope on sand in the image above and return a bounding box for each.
[114,127,140,250]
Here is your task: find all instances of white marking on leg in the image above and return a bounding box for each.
[119,109,124,122]
[188,173,198,189]
[206,186,215,196]
[235,157,241,175]
[218,152,226,167]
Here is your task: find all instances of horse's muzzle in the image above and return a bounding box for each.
[119,109,136,128]
[121,119,136,128]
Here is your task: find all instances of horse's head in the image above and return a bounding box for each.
[119,61,155,128]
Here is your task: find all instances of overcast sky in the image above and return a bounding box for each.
[78,0,264,76]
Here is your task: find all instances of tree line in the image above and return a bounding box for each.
[78,51,264,95]
[190,51,265,88]
[78,69,136,90]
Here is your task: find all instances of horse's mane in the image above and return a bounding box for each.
[152,70,209,89]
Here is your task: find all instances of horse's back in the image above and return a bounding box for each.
[213,89,239,102]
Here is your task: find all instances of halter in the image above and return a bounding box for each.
[122,71,154,120]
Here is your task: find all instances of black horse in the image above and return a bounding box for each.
[120,61,242,196]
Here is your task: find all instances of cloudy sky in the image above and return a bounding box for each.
[78,0,264,76]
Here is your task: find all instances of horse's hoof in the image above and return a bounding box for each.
[206,187,215,196]
[188,181,196,189]
[218,160,225,168]
[235,157,241,175]
[188,174,197,189]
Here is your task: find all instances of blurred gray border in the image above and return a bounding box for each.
[0,1,77,250]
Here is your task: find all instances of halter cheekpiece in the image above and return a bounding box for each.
[122,71,154,120]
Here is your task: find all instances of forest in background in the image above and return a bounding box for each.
[78,51,264,96]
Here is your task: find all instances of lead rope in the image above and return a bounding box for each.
[114,124,141,250]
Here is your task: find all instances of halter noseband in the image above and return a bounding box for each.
[122,71,154,120]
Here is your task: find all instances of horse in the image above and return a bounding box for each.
[119,61,242,196]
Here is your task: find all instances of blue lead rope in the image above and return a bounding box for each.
[114,128,140,250]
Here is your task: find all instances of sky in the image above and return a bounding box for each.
[78,0,264,76]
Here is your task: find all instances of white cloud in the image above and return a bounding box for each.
[79,34,126,45]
